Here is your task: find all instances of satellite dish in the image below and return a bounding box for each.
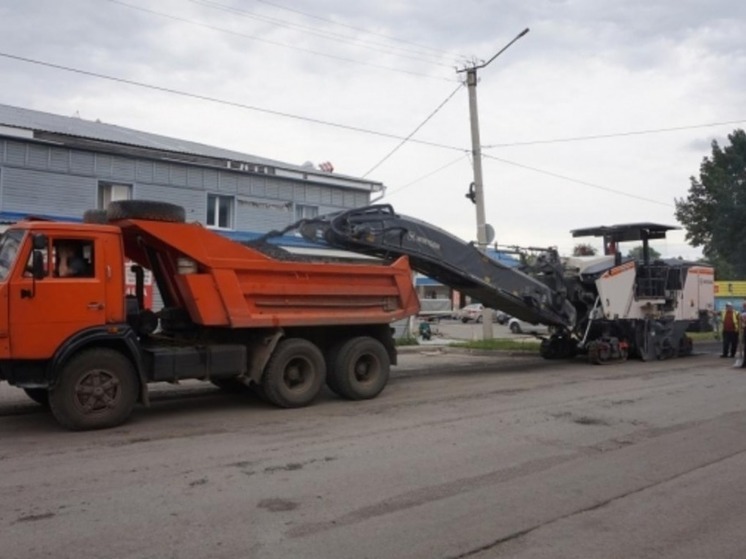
[485,224,495,244]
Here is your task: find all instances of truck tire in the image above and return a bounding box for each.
[23,388,50,407]
[324,344,344,396]
[261,338,325,408]
[82,209,108,224]
[107,200,186,223]
[49,349,138,431]
[327,336,389,400]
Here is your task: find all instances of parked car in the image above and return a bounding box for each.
[456,303,500,323]
[507,316,550,334]
[495,310,510,325]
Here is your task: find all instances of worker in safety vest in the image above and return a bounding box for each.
[720,303,740,358]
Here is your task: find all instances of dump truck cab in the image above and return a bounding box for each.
[0,221,127,363]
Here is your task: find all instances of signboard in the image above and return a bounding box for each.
[714,281,746,297]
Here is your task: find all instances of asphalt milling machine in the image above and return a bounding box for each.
[270,204,714,364]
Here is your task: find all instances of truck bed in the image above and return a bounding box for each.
[118,219,420,328]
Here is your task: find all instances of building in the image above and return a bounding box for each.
[0,104,382,234]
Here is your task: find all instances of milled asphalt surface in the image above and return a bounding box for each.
[1,322,741,559]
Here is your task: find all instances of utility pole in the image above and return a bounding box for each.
[458,27,529,339]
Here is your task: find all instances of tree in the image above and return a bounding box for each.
[627,245,661,261]
[674,129,746,279]
[572,243,597,256]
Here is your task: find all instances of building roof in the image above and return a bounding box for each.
[0,103,382,192]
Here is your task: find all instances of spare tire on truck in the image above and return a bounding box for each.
[82,209,109,224]
[107,200,186,223]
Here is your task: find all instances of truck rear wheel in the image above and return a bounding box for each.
[327,337,389,400]
[107,200,186,223]
[261,339,324,408]
[49,349,138,431]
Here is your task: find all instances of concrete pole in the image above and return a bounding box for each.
[466,68,488,251]
[465,67,493,339]
[461,28,529,340]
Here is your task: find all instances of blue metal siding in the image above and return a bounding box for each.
[250,176,266,197]
[221,173,238,194]
[187,167,202,188]
[153,162,170,184]
[278,183,293,200]
[204,169,219,190]
[4,141,26,166]
[266,181,281,199]
[306,185,321,203]
[136,160,154,183]
[96,154,113,177]
[111,156,135,181]
[2,167,96,214]
[49,148,69,173]
[0,137,371,234]
[27,144,48,169]
[170,166,187,187]
[70,151,95,175]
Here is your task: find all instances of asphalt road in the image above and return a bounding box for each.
[1,340,744,559]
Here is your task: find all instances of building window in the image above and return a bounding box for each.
[98,181,132,209]
[207,194,234,229]
[295,204,319,221]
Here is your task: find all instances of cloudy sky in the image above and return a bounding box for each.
[1,0,744,258]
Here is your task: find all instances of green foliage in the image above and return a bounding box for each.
[449,339,540,351]
[395,336,420,346]
[675,129,746,279]
[572,243,597,256]
[626,245,662,261]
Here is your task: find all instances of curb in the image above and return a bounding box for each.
[396,344,539,358]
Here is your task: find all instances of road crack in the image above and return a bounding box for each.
[447,446,746,558]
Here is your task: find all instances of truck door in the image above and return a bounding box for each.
[8,236,107,359]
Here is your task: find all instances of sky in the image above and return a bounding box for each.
[0,0,744,259]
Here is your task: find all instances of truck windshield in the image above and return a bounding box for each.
[0,229,24,281]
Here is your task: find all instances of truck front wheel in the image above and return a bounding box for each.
[261,339,324,408]
[49,349,138,431]
[327,337,390,400]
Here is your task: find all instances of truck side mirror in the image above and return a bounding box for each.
[32,233,48,250]
[32,250,45,280]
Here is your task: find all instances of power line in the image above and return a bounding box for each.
[188,0,458,67]
[482,153,674,207]
[106,0,455,82]
[381,154,471,199]
[483,119,746,148]
[0,51,468,152]
[362,83,465,177]
[252,0,467,63]
[0,51,679,208]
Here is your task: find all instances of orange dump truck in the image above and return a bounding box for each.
[0,201,419,430]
